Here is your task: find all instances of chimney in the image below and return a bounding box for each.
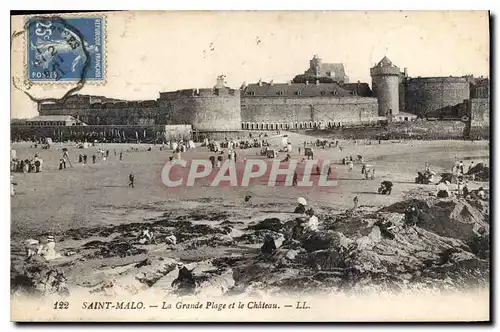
[404,68,408,77]
[258,79,262,87]
[315,80,320,85]
[270,79,274,86]
[305,80,309,85]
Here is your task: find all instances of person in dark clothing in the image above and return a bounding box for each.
[292,219,306,240]
[106,150,109,158]
[92,155,96,164]
[129,173,135,188]
[78,154,83,163]
[404,206,422,227]
[463,184,469,198]
[119,152,123,161]
[209,156,216,168]
[353,196,359,210]
[294,203,306,214]
[261,235,277,255]
[59,159,64,170]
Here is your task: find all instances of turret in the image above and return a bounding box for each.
[370,56,401,117]
[309,54,322,77]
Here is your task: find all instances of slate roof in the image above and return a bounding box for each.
[376,56,394,67]
[242,82,355,98]
[341,83,373,97]
[305,63,346,79]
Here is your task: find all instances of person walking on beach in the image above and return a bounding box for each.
[129,173,135,188]
[119,151,123,161]
[92,155,96,164]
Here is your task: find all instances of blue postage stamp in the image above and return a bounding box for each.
[26,16,105,82]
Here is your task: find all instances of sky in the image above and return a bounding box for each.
[11,11,490,119]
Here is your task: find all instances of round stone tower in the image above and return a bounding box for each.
[370,56,401,117]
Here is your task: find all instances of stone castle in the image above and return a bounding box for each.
[34,55,489,134]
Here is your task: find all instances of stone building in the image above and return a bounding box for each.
[303,54,349,83]
[157,75,241,132]
[240,79,381,130]
[32,56,489,137]
[38,95,164,126]
[370,56,402,117]
[403,76,471,117]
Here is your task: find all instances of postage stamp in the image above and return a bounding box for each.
[26,15,105,83]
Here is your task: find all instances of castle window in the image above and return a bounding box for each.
[332,90,338,96]
[248,91,255,96]
[277,91,283,96]
[295,91,301,96]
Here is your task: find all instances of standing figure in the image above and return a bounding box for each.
[129,173,135,188]
[92,155,96,164]
[353,196,359,210]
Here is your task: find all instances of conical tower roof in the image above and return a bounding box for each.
[377,56,393,67]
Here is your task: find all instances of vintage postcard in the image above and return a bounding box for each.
[10,11,490,322]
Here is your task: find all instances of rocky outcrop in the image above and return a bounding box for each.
[11,196,489,298]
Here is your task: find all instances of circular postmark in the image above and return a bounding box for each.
[11,15,92,104]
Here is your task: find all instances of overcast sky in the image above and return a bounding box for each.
[11,11,489,118]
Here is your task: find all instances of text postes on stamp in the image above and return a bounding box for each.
[26,16,104,83]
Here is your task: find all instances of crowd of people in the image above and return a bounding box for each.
[10,152,44,174]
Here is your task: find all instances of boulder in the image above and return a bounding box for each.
[379,198,489,242]
[301,231,343,252]
[250,218,283,232]
[307,249,349,271]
